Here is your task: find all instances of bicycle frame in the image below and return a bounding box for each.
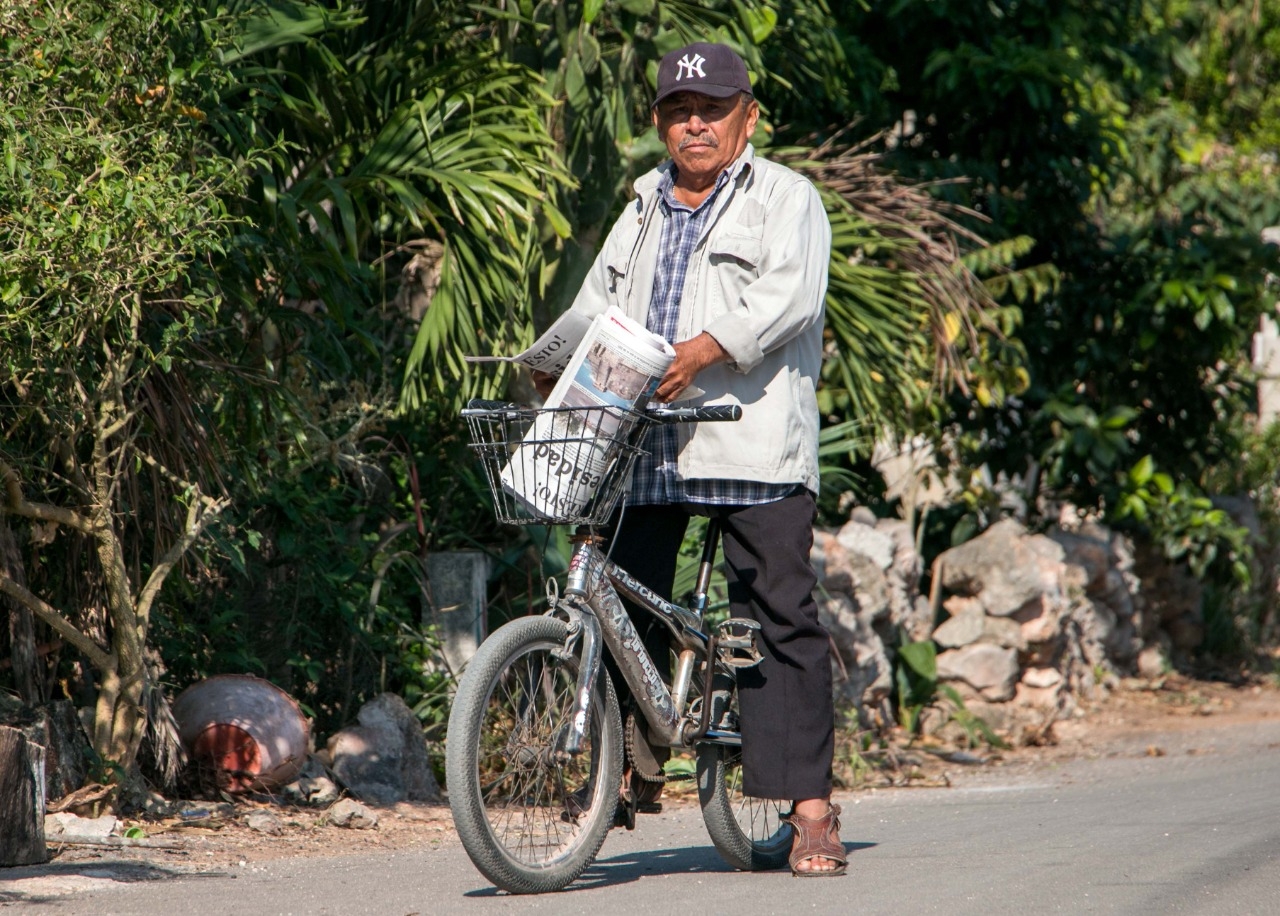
[555,517,743,758]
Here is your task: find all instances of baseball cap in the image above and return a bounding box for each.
[652,42,752,107]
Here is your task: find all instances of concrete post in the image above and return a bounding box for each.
[1252,228,1280,429]
[1253,312,1280,428]
[425,550,490,674]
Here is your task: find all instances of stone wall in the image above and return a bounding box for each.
[812,514,1205,740]
[811,508,930,724]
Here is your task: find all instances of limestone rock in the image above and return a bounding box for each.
[1049,529,1111,592]
[1098,568,1136,621]
[1022,667,1063,689]
[814,513,930,723]
[837,518,896,571]
[44,812,117,839]
[817,592,892,709]
[1014,681,1064,709]
[878,518,929,638]
[328,693,441,807]
[1137,642,1169,680]
[1014,596,1062,644]
[815,508,1198,723]
[936,644,1020,702]
[981,615,1027,650]
[327,798,378,829]
[1068,596,1117,671]
[245,810,284,835]
[356,694,441,803]
[281,755,341,807]
[327,727,402,806]
[933,605,985,648]
[936,519,1066,618]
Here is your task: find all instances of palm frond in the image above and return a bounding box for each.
[779,132,1009,435]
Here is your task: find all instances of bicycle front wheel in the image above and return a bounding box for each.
[446,615,623,894]
[695,681,792,871]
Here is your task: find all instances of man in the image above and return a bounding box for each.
[538,42,844,876]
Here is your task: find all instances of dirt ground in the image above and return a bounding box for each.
[34,674,1280,874]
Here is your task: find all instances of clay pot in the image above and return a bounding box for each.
[172,675,309,793]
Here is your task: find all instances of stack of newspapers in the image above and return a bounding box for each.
[485,306,674,520]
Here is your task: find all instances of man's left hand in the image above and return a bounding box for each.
[655,332,729,402]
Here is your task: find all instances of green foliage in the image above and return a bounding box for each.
[198,0,574,412]
[894,639,1005,748]
[784,141,1010,443]
[12,0,1280,764]
[894,637,937,733]
[1117,455,1251,584]
[1,0,243,357]
[1166,1,1280,182]
[938,684,1009,750]
[833,716,879,788]
[1039,400,1140,495]
[813,3,1280,642]
[0,0,258,767]
[159,396,493,736]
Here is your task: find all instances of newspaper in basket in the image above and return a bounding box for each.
[498,408,629,520]
[497,306,674,521]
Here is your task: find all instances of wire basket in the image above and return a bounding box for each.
[464,404,649,526]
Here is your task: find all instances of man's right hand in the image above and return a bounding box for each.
[655,332,729,402]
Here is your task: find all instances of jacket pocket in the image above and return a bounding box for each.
[708,232,762,269]
[705,232,762,322]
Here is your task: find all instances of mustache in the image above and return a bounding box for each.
[679,134,718,150]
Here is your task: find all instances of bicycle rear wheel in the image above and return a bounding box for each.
[695,680,792,871]
[446,615,623,893]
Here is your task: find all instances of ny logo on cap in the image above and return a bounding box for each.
[675,52,706,81]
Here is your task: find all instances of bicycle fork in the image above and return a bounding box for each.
[555,539,681,756]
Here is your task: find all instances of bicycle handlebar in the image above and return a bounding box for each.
[461,399,523,415]
[645,404,741,423]
[461,399,740,423]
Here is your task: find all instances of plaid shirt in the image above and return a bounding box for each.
[630,169,795,508]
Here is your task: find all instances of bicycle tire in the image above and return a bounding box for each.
[695,681,792,871]
[446,615,623,894]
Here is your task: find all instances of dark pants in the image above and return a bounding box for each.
[605,491,834,800]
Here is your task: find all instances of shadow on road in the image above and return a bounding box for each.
[462,840,876,896]
[0,859,228,907]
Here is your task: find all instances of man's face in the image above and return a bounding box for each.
[653,91,759,186]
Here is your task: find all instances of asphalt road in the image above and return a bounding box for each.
[5,713,1280,916]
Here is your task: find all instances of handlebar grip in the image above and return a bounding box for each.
[461,398,523,416]
[646,404,742,423]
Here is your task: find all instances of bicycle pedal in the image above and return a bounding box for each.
[636,802,663,815]
[715,617,764,668]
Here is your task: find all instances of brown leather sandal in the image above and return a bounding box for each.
[782,803,848,877]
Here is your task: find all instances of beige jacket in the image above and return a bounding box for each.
[568,144,831,492]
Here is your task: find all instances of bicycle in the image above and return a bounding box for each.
[445,399,793,894]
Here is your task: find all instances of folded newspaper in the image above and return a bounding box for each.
[497,307,675,519]
[463,309,594,376]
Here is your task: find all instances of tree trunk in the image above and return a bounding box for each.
[1,517,44,704]
[0,725,49,865]
[0,699,94,805]
[89,488,150,773]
